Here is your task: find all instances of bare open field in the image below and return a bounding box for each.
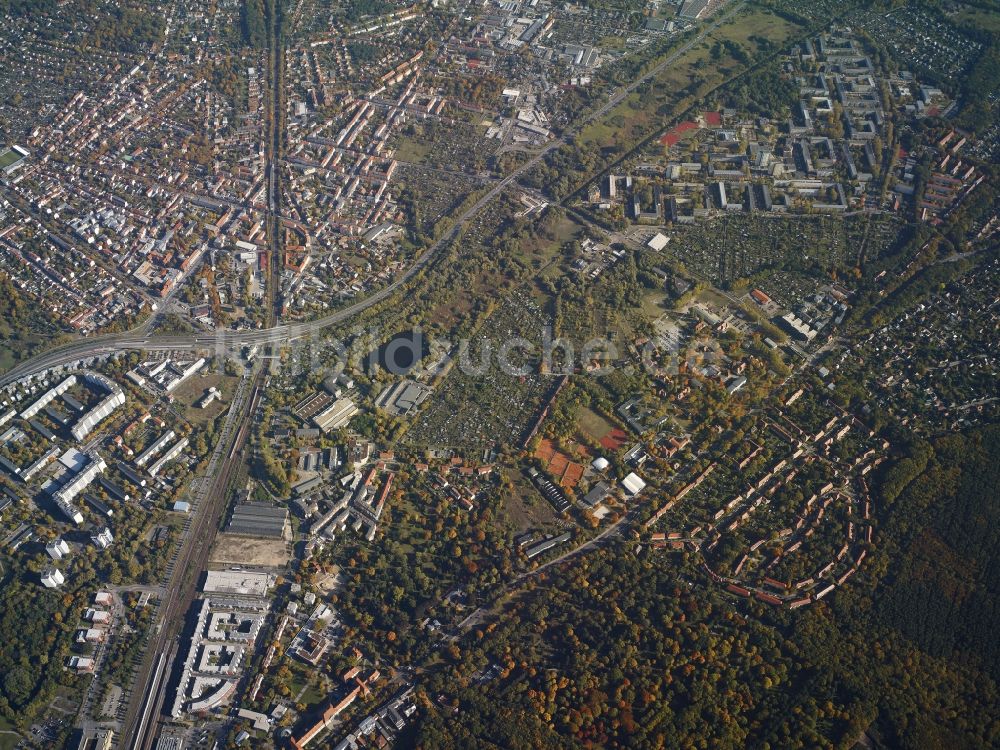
[169,370,241,425]
[502,470,565,533]
[209,532,293,567]
[577,406,615,442]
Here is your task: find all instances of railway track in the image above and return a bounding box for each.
[121,371,262,748]
[122,2,285,741]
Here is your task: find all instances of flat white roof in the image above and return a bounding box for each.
[622,472,647,496]
[647,233,670,251]
[59,448,88,472]
[202,570,272,597]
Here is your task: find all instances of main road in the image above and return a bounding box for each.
[121,0,287,744]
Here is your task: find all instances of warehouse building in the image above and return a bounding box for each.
[225,502,289,538]
[525,532,572,559]
[313,397,359,432]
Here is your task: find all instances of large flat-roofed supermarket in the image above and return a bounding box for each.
[202,570,273,597]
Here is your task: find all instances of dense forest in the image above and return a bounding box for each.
[724,66,798,117]
[241,0,268,48]
[952,0,1000,132]
[345,0,391,22]
[0,578,72,718]
[0,0,162,50]
[0,0,55,13]
[0,272,68,372]
[406,426,1000,749]
[958,39,1000,133]
[85,4,163,53]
